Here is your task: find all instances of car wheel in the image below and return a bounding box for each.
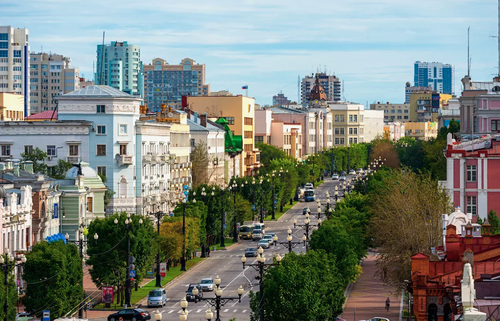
[132,318,137,321]
[110,318,116,321]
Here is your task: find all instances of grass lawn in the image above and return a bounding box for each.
[313,180,324,188]
[93,257,204,309]
[199,238,237,251]
[264,201,299,221]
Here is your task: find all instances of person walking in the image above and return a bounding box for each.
[385,297,391,312]
[207,247,211,257]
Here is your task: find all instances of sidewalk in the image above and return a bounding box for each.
[342,253,401,321]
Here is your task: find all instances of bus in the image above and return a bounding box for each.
[304,189,315,202]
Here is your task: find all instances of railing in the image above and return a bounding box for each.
[143,154,152,162]
[486,303,500,321]
[66,156,81,163]
[117,155,133,166]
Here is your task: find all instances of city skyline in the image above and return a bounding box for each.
[2,0,499,106]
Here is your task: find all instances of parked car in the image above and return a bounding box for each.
[108,309,151,321]
[186,284,203,302]
[303,207,310,215]
[258,239,271,249]
[147,288,167,307]
[349,169,356,175]
[341,171,347,176]
[332,174,339,180]
[252,229,263,241]
[305,183,314,189]
[245,247,258,257]
[339,175,346,181]
[199,278,214,291]
[15,313,31,321]
[356,168,364,174]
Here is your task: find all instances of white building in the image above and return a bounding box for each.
[0,26,29,116]
[364,110,385,142]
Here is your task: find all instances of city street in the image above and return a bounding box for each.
[90,177,347,321]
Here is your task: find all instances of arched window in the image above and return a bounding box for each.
[119,176,128,198]
[41,201,46,218]
[428,303,438,321]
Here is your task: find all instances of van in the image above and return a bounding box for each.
[253,223,265,234]
[239,225,254,240]
[147,288,167,307]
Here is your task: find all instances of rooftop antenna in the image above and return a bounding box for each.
[467,26,471,76]
[100,31,105,85]
[298,75,300,105]
[342,80,345,102]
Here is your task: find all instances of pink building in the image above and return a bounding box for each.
[255,109,272,144]
[443,134,500,221]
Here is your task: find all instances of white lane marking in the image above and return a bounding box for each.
[224,309,229,312]
[196,309,202,313]
[233,309,238,312]
[168,310,174,314]
[243,309,247,313]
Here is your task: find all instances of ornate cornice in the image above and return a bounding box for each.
[59,103,140,114]
[0,125,89,135]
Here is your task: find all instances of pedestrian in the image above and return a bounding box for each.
[207,247,210,257]
[385,297,390,312]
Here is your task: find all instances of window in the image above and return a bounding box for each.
[97,125,106,135]
[1,145,10,156]
[335,128,339,135]
[86,197,93,212]
[255,136,264,143]
[96,105,105,113]
[119,144,127,155]
[467,165,477,182]
[244,117,252,125]
[224,117,235,125]
[492,120,500,131]
[119,124,128,135]
[97,166,106,177]
[244,131,253,138]
[47,145,56,156]
[69,144,79,156]
[340,128,345,135]
[24,145,33,154]
[13,50,21,57]
[466,196,477,216]
[335,115,339,122]
[190,139,196,147]
[335,137,339,144]
[97,145,106,156]
[340,115,344,122]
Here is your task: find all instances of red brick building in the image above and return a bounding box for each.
[410,222,500,321]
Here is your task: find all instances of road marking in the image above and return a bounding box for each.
[224,309,229,312]
[233,309,238,312]
[196,309,202,313]
[243,309,247,313]
[168,310,174,314]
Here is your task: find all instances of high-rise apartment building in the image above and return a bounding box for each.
[301,72,341,105]
[272,92,291,106]
[414,61,454,95]
[405,82,433,103]
[0,26,29,116]
[95,41,144,97]
[29,53,80,114]
[143,58,209,112]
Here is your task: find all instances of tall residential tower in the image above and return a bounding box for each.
[414,61,454,95]
[301,72,341,105]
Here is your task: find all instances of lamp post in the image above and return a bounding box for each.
[251,178,256,221]
[65,225,99,318]
[0,251,26,321]
[275,228,303,253]
[293,213,320,251]
[152,209,164,287]
[181,190,196,271]
[154,309,162,321]
[190,275,244,321]
[114,214,143,307]
[241,247,282,321]
[230,181,241,243]
[220,183,227,248]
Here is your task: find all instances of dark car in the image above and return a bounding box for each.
[302,207,310,215]
[186,283,203,302]
[245,247,258,257]
[108,308,151,321]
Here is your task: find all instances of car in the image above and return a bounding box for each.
[262,235,274,244]
[15,313,31,321]
[245,247,258,257]
[304,183,314,189]
[252,229,263,241]
[258,239,271,249]
[147,288,167,307]
[360,318,391,321]
[339,175,346,181]
[199,278,214,291]
[356,168,364,174]
[341,171,347,176]
[303,207,310,215]
[267,232,276,238]
[186,284,203,302]
[332,174,339,180]
[108,309,151,321]
[349,169,356,175]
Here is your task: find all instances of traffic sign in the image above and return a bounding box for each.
[160,263,167,277]
[224,224,227,229]
[43,311,50,321]
[183,185,189,190]
[251,204,255,210]
[183,190,189,196]
[130,270,135,278]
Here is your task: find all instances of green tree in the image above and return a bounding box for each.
[191,141,209,187]
[24,241,83,319]
[49,159,73,179]
[256,143,290,172]
[249,251,345,321]
[488,209,500,234]
[422,138,447,181]
[20,147,48,174]
[86,212,156,290]
[0,256,18,321]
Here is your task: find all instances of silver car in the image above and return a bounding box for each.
[199,278,214,291]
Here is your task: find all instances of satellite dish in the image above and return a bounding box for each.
[168,112,173,117]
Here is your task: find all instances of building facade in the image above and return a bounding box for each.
[409,91,452,122]
[143,58,209,111]
[370,102,410,122]
[404,122,438,140]
[254,109,273,144]
[414,61,454,95]
[0,92,24,120]
[405,82,433,104]
[29,52,80,114]
[0,26,29,116]
[95,41,144,98]
[270,122,302,159]
[272,92,291,106]
[301,72,341,105]
[383,122,405,141]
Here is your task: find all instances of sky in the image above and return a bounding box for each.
[2,0,500,106]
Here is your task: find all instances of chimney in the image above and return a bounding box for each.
[13,160,20,177]
[200,114,207,128]
[23,161,34,174]
[194,111,198,124]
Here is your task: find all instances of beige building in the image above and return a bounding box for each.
[29,53,80,114]
[404,122,438,140]
[186,95,260,177]
[0,93,24,121]
[370,102,410,122]
[384,122,405,141]
[271,122,302,159]
[409,91,452,122]
[143,58,210,111]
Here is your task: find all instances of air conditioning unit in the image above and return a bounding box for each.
[47,156,52,161]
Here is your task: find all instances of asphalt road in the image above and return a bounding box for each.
[93,177,349,321]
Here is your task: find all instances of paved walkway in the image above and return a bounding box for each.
[342,253,402,321]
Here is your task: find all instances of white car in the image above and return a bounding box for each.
[305,183,314,189]
[199,278,214,291]
[349,169,356,175]
[332,174,339,180]
[339,176,346,181]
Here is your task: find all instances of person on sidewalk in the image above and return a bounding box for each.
[385,297,390,312]
[207,248,210,257]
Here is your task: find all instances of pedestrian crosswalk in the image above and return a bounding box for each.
[161,308,248,314]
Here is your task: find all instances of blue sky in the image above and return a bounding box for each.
[2,0,499,106]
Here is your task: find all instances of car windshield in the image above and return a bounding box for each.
[254,229,262,233]
[149,290,162,297]
[240,226,252,232]
[246,248,256,251]
[187,285,197,292]
[201,279,212,284]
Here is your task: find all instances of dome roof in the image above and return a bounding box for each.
[65,162,99,179]
[309,74,327,101]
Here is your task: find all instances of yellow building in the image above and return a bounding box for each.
[186,95,260,177]
[404,122,438,140]
[409,91,452,122]
[0,93,24,121]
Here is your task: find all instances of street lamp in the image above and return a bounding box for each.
[231,181,239,243]
[275,228,303,253]
[241,248,281,321]
[192,275,244,321]
[154,310,162,320]
[293,213,320,251]
[65,224,99,318]
[0,251,26,321]
[151,209,165,287]
[114,214,143,307]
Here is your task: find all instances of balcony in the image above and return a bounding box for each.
[0,155,13,161]
[143,154,152,162]
[152,154,161,163]
[66,156,81,163]
[117,154,133,166]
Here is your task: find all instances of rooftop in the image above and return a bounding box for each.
[59,85,134,98]
[25,110,57,120]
